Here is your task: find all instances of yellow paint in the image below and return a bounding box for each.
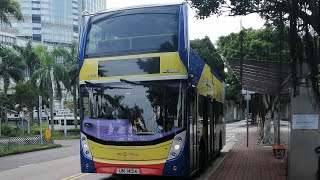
[197,64,223,102]
[45,130,51,141]
[79,52,187,81]
[79,60,99,81]
[61,173,88,180]
[88,139,172,161]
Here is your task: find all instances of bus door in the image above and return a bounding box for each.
[208,98,214,160]
[188,92,197,174]
[198,95,208,165]
[213,100,220,154]
[211,100,215,156]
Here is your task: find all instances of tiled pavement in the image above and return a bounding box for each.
[207,124,288,180]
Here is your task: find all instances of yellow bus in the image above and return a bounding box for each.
[78,2,226,177]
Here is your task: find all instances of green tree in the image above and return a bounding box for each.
[216,26,290,106]
[13,41,39,79]
[217,26,289,62]
[216,25,292,143]
[15,81,39,131]
[32,45,65,133]
[190,0,320,105]
[191,36,225,80]
[58,41,79,128]
[0,46,25,96]
[0,46,25,123]
[0,0,23,26]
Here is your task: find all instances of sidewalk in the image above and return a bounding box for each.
[207,125,287,180]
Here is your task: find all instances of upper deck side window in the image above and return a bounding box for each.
[85,5,180,58]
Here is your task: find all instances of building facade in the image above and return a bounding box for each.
[0,0,106,47]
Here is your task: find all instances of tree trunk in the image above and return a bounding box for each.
[4,79,8,124]
[262,95,273,144]
[29,107,34,126]
[72,85,78,129]
[4,108,8,124]
[28,111,33,134]
[263,110,272,144]
[49,87,54,134]
[273,105,279,144]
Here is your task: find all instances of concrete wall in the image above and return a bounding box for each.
[289,84,320,180]
[225,104,245,122]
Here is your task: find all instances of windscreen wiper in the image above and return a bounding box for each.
[84,81,131,90]
[120,78,170,86]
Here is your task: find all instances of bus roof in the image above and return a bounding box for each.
[92,2,184,16]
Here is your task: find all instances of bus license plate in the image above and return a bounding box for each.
[116,168,140,174]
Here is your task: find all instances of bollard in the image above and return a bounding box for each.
[64,115,67,136]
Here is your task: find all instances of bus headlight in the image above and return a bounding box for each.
[81,133,92,159]
[174,144,180,150]
[167,131,186,160]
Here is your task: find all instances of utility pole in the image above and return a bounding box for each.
[39,96,43,144]
[277,11,284,145]
[239,18,247,146]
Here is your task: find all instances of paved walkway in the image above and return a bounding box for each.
[208,124,287,180]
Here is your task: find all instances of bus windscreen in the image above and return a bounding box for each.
[85,5,179,58]
[80,81,186,143]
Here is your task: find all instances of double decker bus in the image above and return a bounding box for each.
[78,2,226,177]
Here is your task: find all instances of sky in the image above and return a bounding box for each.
[105,0,266,45]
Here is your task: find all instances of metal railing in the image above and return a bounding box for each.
[0,136,52,151]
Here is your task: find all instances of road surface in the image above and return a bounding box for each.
[0,121,246,180]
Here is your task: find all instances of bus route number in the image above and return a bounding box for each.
[87,73,97,79]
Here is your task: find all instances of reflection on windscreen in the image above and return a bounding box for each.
[85,5,179,57]
[81,81,185,137]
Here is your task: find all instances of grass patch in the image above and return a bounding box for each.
[0,143,62,157]
[52,130,80,140]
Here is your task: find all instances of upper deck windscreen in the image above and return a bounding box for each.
[85,5,180,58]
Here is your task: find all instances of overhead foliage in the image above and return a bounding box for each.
[0,0,23,26]
[217,25,290,61]
[190,36,225,80]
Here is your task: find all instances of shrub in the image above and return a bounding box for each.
[30,122,48,135]
[1,124,23,137]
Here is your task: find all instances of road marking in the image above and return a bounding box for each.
[70,173,88,180]
[18,163,36,168]
[61,173,89,180]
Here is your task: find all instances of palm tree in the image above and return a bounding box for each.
[32,45,65,133]
[58,41,79,128]
[0,0,23,26]
[0,46,25,123]
[13,41,39,125]
[13,41,39,79]
[0,46,25,96]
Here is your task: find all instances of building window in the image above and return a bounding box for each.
[33,34,42,41]
[32,14,41,23]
